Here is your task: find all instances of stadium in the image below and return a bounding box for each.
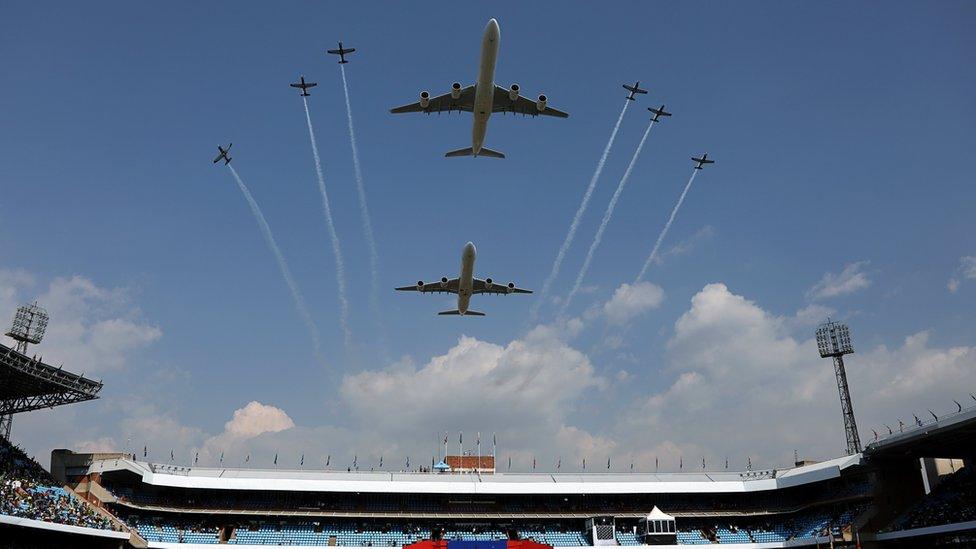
[3,321,976,548]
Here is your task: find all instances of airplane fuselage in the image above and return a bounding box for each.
[457,242,477,314]
[471,19,500,156]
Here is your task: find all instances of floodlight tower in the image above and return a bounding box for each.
[816,319,861,455]
[3,303,49,438]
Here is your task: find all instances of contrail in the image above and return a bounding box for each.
[339,64,386,355]
[559,119,657,317]
[529,99,630,322]
[302,96,352,351]
[226,164,326,365]
[635,169,699,282]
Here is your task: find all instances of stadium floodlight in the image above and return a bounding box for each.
[816,320,861,455]
[5,302,49,354]
[816,320,853,358]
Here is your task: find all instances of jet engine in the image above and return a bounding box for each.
[536,94,547,112]
[507,282,516,293]
[508,84,520,101]
[419,91,430,109]
[451,82,462,100]
[440,276,449,289]
[485,277,493,287]
[416,281,425,290]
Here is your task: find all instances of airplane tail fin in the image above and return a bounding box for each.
[438,309,486,316]
[445,147,505,159]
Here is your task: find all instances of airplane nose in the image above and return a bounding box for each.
[464,242,476,255]
[487,18,499,36]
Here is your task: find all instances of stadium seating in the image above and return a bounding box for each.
[0,436,116,531]
[885,466,976,532]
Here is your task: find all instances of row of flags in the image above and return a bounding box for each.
[143,446,753,472]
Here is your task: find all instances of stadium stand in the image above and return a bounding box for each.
[884,465,976,531]
[0,435,115,530]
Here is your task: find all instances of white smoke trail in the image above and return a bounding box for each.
[559,120,657,317]
[303,96,352,351]
[635,169,699,282]
[227,164,326,365]
[529,99,630,322]
[339,65,386,355]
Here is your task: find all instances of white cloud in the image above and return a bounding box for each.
[948,256,976,293]
[338,328,606,463]
[624,283,976,466]
[603,282,665,325]
[0,274,162,373]
[223,401,295,439]
[807,261,872,300]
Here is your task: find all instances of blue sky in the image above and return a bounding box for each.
[2,1,974,470]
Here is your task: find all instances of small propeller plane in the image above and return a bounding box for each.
[623,81,648,101]
[692,153,715,170]
[289,75,317,96]
[327,42,356,64]
[213,144,232,165]
[648,104,672,122]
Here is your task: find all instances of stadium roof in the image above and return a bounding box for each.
[864,406,976,460]
[0,342,102,415]
[87,454,862,496]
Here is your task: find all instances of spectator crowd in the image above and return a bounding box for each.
[1,436,116,530]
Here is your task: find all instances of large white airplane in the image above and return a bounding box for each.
[390,18,568,159]
[395,242,532,316]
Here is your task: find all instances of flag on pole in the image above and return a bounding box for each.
[583,458,586,470]
[300,454,304,467]
[679,457,683,469]
[274,453,278,465]
[379,455,383,468]
[220,451,224,464]
[492,433,496,456]
[170,450,174,461]
[655,456,658,470]
[143,445,147,458]
[557,457,561,469]
[459,432,463,444]
[532,457,536,469]
[630,462,634,471]
[725,457,728,470]
[747,456,752,470]
[194,452,199,465]
[607,457,611,470]
[326,454,330,467]
[443,432,448,445]
[245,453,250,463]
[353,455,357,468]
[406,456,410,468]
[508,456,511,470]
[702,457,705,469]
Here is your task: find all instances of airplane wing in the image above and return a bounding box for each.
[491,85,568,118]
[395,278,460,294]
[212,154,223,163]
[390,86,476,114]
[473,278,533,295]
[327,49,341,54]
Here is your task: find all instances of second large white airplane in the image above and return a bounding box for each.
[396,242,532,316]
[390,18,568,159]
